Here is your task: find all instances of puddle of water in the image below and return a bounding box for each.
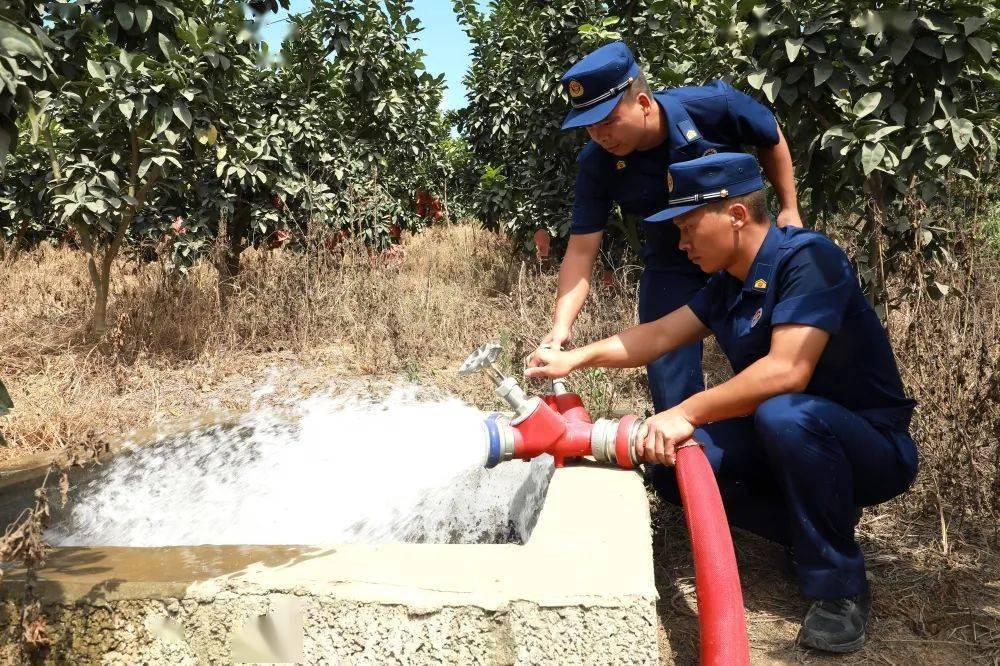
[45,386,552,547]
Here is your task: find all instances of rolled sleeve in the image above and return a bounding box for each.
[721,81,779,147]
[771,243,853,334]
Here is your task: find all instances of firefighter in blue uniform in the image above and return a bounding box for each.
[527,152,920,654]
[543,41,802,416]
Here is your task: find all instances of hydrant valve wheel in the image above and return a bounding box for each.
[459,343,502,376]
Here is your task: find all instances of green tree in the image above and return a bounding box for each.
[42,0,272,338]
[625,0,998,304]
[454,0,606,245]
[0,0,50,165]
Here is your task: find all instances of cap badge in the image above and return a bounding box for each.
[666,172,674,192]
[751,307,763,328]
[568,80,584,98]
[685,128,698,141]
[753,278,767,290]
[616,160,627,170]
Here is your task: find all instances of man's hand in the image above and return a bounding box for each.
[634,406,696,465]
[541,324,573,350]
[776,208,803,229]
[524,347,581,380]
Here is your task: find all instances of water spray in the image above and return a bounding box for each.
[461,342,752,666]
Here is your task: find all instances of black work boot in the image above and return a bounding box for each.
[797,589,872,653]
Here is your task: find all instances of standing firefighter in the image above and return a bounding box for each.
[545,41,801,415]
[528,153,920,653]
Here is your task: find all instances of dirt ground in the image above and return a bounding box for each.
[10,346,998,663]
[1,229,997,662]
[652,500,1000,664]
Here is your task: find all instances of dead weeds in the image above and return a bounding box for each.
[0,223,997,662]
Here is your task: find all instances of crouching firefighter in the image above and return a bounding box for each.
[526,152,919,654]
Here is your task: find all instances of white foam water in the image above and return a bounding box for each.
[46,386,553,547]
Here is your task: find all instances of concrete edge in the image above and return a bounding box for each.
[2,465,657,611]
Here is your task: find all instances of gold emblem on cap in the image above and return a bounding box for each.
[666,172,674,192]
[568,80,584,98]
[685,129,698,141]
[616,160,627,170]
[754,278,767,290]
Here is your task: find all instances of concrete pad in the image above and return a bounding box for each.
[1,463,658,664]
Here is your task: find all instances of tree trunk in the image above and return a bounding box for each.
[84,131,159,340]
[90,269,110,340]
[217,191,250,310]
[442,180,450,224]
[864,173,889,321]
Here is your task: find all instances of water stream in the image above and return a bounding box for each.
[46,386,552,547]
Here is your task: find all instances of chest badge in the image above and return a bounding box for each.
[568,80,584,98]
[666,172,674,192]
[616,160,627,170]
[750,307,763,328]
[753,278,767,290]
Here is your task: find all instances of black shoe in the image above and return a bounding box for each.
[797,589,871,654]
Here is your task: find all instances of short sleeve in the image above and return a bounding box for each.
[571,158,611,234]
[686,274,727,330]
[771,241,854,334]
[721,81,779,147]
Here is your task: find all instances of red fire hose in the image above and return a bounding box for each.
[676,442,751,665]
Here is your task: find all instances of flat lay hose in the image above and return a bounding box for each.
[675,442,751,665]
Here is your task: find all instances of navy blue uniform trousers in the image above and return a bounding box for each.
[647,393,919,599]
[638,269,707,413]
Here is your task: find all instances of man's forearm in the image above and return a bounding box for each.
[552,256,591,330]
[679,354,807,426]
[573,306,709,370]
[758,124,798,213]
[551,232,602,333]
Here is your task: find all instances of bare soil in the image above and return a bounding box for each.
[0,224,997,662]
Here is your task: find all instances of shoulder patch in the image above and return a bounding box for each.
[677,118,701,143]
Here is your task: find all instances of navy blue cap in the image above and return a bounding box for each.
[646,153,765,222]
[560,42,641,130]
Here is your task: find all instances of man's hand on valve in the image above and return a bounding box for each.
[524,346,580,380]
[634,406,697,466]
[540,324,573,351]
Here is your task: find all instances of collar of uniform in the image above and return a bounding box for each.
[742,224,782,294]
[656,91,701,149]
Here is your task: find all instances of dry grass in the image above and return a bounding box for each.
[0,222,998,662]
[0,225,650,462]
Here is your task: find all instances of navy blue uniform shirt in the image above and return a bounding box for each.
[687,225,917,432]
[572,80,779,273]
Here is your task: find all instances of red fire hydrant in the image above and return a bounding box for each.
[460,343,752,666]
[460,344,644,469]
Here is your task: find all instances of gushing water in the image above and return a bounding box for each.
[46,386,553,547]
